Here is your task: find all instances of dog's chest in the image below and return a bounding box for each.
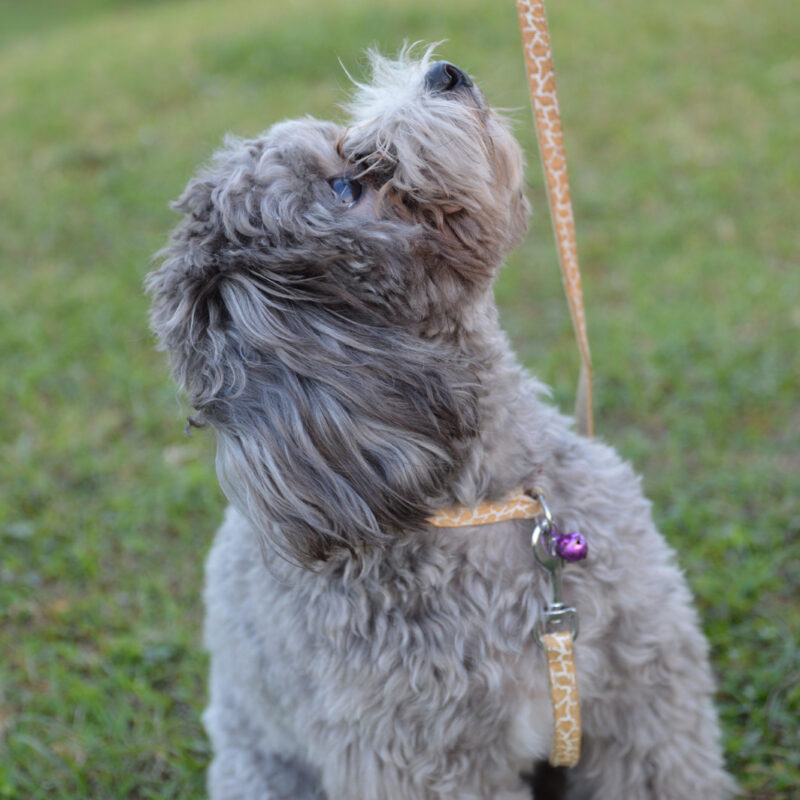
[208,511,555,764]
[305,527,553,752]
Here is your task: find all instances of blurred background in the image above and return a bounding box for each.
[0,0,797,797]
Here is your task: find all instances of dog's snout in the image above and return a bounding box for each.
[424,61,473,93]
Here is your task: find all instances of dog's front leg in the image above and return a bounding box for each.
[203,666,327,800]
[207,747,327,800]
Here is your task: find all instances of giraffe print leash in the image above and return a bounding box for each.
[542,631,582,766]
[431,7,592,763]
[516,0,594,439]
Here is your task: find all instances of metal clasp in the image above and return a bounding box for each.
[531,493,580,644]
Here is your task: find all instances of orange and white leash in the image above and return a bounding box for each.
[516,0,593,439]
[514,1,589,766]
[429,5,593,767]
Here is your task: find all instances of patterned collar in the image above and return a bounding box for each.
[427,492,542,527]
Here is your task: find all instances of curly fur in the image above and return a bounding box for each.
[147,46,735,799]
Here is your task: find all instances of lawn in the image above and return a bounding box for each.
[0,0,797,797]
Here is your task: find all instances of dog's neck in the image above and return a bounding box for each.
[432,292,554,508]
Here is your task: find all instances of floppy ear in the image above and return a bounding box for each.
[147,173,478,565]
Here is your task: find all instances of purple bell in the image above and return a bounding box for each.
[554,531,588,562]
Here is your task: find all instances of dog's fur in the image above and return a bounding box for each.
[147,48,735,799]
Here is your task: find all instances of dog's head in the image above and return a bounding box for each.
[339,48,529,320]
[147,48,528,565]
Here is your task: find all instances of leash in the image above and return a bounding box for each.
[516,0,594,438]
[427,9,594,765]
[428,491,587,767]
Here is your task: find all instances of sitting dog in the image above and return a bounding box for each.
[147,48,734,800]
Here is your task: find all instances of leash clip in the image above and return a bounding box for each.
[531,494,580,643]
[528,487,586,767]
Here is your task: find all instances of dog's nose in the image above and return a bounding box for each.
[424,61,473,93]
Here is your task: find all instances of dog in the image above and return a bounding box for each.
[146,47,735,799]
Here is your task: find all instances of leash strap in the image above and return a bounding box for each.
[516,0,594,437]
[542,631,582,766]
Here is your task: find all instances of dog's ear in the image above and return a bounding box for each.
[147,172,478,565]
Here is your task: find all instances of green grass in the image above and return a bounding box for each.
[1,0,797,796]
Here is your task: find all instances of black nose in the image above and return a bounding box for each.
[424,61,473,93]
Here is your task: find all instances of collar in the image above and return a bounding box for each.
[427,491,542,527]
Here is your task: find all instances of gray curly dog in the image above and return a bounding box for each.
[147,47,736,800]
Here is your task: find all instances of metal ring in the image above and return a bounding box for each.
[534,607,580,644]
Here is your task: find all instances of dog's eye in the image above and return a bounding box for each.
[328,177,362,207]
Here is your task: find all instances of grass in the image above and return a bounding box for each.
[0,0,797,796]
